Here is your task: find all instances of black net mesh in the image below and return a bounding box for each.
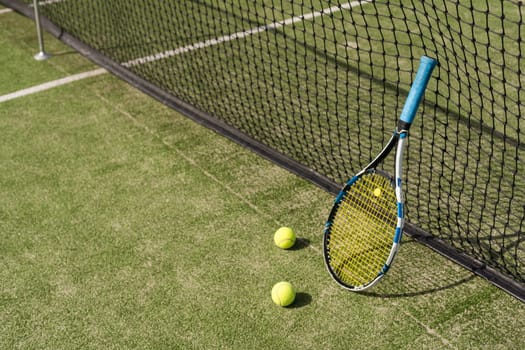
[7,0,524,286]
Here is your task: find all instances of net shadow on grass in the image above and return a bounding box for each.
[360,240,477,299]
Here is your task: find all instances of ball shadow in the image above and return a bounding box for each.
[289,238,310,251]
[289,292,312,308]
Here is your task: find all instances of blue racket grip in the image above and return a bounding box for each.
[398,56,437,129]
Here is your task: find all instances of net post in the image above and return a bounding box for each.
[33,0,51,61]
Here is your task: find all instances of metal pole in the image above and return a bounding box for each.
[33,0,51,60]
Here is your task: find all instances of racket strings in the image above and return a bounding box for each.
[327,173,398,287]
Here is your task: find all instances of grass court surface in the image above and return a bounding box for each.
[1,4,525,349]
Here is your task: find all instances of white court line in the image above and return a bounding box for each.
[0,0,67,15]
[123,0,370,67]
[1,0,370,102]
[0,68,106,103]
[38,0,66,5]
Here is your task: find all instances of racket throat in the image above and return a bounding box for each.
[360,133,398,174]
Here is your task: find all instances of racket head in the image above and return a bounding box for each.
[323,169,403,291]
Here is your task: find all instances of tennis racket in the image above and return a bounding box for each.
[323,55,437,291]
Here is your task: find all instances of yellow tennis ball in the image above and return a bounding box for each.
[273,227,296,249]
[373,188,382,197]
[271,281,296,307]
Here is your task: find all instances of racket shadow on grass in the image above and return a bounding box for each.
[359,239,476,298]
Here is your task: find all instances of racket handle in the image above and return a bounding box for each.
[398,56,437,130]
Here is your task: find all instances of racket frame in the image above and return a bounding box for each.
[323,130,407,291]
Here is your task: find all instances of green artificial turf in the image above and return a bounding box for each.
[1,8,524,350]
